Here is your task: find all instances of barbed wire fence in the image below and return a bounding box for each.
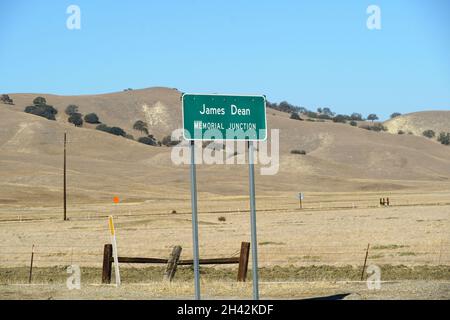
[0,242,449,285]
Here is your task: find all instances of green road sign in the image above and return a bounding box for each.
[182,93,267,141]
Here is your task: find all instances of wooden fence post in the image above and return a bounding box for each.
[360,243,370,281]
[28,245,35,284]
[164,245,182,282]
[237,242,250,282]
[102,244,113,284]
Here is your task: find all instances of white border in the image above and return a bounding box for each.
[181,93,268,142]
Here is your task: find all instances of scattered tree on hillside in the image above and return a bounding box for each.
[289,112,303,121]
[65,105,79,116]
[321,107,335,117]
[422,130,435,139]
[437,132,450,145]
[138,136,158,146]
[0,94,14,105]
[350,113,363,121]
[317,113,332,120]
[24,97,58,120]
[350,121,358,127]
[84,113,100,124]
[68,113,83,127]
[33,97,47,106]
[96,124,127,137]
[332,114,347,123]
[267,101,305,114]
[390,112,402,119]
[367,114,379,122]
[133,120,149,134]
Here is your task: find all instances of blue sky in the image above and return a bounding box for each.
[1,0,449,120]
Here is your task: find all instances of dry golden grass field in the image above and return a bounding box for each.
[0,193,449,299]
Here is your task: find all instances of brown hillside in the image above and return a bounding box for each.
[1,88,450,206]
[384,111,450,137]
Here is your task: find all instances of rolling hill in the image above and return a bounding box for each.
[384,111,450,137]
[1,88,450,207]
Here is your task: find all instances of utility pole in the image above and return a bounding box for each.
[64,132,67,221]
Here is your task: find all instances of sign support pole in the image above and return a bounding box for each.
[190,140,201,300]
[248,141,259,300]
[63,132,67,221]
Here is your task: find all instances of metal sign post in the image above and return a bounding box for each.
[63,132,67,221]
[190,140,201,300]
[248,141,259,300]
[298,192,304,209]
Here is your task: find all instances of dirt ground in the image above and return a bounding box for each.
[0,280,449,300]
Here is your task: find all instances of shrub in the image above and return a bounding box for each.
[305,111,318,119]
[0,94,13,105]
[291,149,307,155]
[290,112,303,120]
[133,120,149,134]
[372,124,387,132]
[125,134,134,140]
[317,114,332,120]
[360,124,387,132]
[33,97,47,106]
[68,112,83,127]
[24,104,58,120]
[422,130,435,139]
[218,216,226,222]
[390,112,402,119]
[84,113,100,124]
[437,132,450,145]
[96,124,127,137]
[161,135,180,146]
[350,121,357,127]
[65,105,79,116]
[332,114,347,123]
[398,130,405,135]
[138,136,158,146]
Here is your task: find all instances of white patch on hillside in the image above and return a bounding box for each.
[142,101,170,128]
[2,122,36,153]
